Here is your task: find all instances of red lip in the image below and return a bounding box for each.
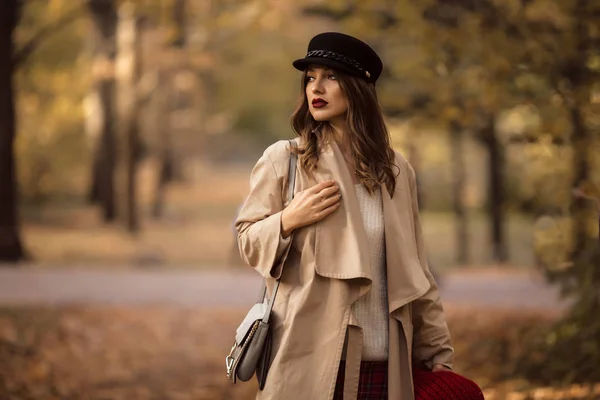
[312,98,328,108]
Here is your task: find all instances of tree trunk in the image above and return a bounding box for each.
[168,0,189,183]
[115,1,141,233]
[0,0,26,262]
[568,0,594,260]
[483,114,508,263]
[172,0,187,47]
[152,73,174,219]
[406,139,424,209]
[450,119,469,265]
[570,104,591,258]
[87,0,117,222]
[151,149,173,219]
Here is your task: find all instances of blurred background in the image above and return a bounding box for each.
[0,0,599,399]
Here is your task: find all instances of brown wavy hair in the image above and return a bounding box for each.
[291,69,399,197]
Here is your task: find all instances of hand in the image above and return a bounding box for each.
[281,180,341,236]
[432,363,449,372]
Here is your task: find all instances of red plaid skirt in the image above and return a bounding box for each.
[333,361,484,400]
[334,361,387,400]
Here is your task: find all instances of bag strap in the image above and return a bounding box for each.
[260,139,298,324]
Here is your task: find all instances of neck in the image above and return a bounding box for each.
[327,118,350,154]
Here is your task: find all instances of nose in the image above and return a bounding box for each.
[310,77,324,94]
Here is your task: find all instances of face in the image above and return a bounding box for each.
[305,65,348,125]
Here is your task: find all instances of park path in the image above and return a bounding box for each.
[0,266,569,311]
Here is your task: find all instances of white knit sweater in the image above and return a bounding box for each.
[351,183,389,361]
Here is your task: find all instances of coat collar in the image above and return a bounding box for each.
[312,140,372,287]
[310,139,430,311]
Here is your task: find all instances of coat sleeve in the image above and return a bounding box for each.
[407,162,454,371]
[235,146,293,280]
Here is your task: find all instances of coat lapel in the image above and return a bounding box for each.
[312,140,372,294]
[382,183,430,314]
[310,139,429,308]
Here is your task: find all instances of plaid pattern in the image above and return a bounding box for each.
[333,362,484,400]
[334,361,388,400]
[413,367,485,400]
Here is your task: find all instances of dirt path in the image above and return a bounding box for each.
[0,266,569,310]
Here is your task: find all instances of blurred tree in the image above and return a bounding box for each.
[15,1,89,205]
[412,0,519,264]
[561,0,598,260]
[152,0,187,219]
[0,0,25,262]
[87,0,118,222]
[14,1,84,66]
[449,119,469,264]
[0,0,88,261]
[481,113,508,262]
[115,0,143,233]
[151,70,174,219]
[405,135,424,207]
[505,0,600,385]
[495,0,599,263]
[1,0,86,262]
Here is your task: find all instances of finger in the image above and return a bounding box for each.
[315,200,341,220]
[318,185,340,198]
[316,191,341,210]
[309,180,337,193]
[312,187,340,206]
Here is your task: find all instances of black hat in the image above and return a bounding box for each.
[293,32,383,83]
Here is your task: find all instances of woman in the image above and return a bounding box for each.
[235,32,482,400]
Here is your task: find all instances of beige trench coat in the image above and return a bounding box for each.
[235,138,453,400]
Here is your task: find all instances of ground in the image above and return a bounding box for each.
[1,304,598,400]
[0,267,597,399]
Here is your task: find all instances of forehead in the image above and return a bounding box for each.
[306,64,335,73]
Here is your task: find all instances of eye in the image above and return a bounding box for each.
[306,76,315,82]
[327,74,337,80]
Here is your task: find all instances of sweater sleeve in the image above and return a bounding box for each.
[407,162,454,371]
[235,147,294,280]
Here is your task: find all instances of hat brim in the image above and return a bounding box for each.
[292,57,363,79]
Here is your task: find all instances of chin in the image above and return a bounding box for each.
[311,115,329,122]
[310,110,341,122]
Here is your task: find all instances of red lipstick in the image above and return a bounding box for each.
[312,98,328,108]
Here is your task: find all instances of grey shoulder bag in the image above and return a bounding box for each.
[226,139,298,390]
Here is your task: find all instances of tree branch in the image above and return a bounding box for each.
[14,3,87,67]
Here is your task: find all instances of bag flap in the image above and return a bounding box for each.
[236,302,268,344]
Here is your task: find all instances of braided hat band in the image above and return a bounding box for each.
[305,50,371,79]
